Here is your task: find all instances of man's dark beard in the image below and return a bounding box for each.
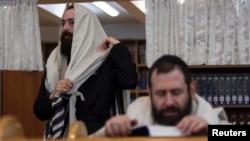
[60,32,73,57]
[151,93,192,125]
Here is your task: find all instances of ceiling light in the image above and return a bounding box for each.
[179,0,186,5]
[131,0,145,13]
[92,1,119,17]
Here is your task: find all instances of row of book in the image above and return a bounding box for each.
[226,109,250,125]
[192,72,250,105]
[125,44,137,63]
[124,42,146,64]
[138,71,250,105]
[138,45,146,64]
[138,70,148,90]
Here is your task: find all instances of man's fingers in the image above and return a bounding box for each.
[131,119,138,126]
[177,116,208,136]
[105,115,134,137]
[105,122,116,137]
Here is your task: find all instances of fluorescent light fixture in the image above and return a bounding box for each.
[38,2,119,18]
[92,1,119,17]
[177,0,185,5]
[131,0,145,13]
[38,4,66,18]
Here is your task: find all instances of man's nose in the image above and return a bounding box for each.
[163,94,175,106]
[62,22,71,32]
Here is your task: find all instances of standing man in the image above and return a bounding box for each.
[33,3,137,139]
[92,54,230,137]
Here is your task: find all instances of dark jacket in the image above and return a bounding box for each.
[33,43,138,134]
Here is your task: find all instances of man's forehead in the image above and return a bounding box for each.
[151,68,185,81]
[62,9,74,19]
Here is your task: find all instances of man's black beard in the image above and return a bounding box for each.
[60,31,73,57]
[151,93,192,125]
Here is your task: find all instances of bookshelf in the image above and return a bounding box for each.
[189,65,250,125]
[122,39,148,102]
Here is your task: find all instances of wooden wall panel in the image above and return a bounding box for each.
[0,72,2,115]
[2,70,46,138]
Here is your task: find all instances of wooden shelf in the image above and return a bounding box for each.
[189,64,250,69]
[214,105,250,108]
[130,90,136,93]
[138,90,147,93]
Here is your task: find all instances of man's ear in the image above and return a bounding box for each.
[190,80,198,98]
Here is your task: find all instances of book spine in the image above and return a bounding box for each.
[224,73,231,105]
[231,73,237,105]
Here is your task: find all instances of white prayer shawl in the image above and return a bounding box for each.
[90,94,230,137]
[45,3,109,134]
[126,94,229,125]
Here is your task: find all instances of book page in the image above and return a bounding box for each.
[132,125,185,137]
[148,125,185,137]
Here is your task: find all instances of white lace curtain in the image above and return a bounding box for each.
[0,0,43,71]
[146,0,250,67]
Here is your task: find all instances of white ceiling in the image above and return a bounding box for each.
[38,0,145,26]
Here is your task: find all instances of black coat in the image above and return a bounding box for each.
[33,43,138,134]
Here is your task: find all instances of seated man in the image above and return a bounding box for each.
[91,54,231,137]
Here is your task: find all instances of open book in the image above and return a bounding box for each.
[130,125,185,137]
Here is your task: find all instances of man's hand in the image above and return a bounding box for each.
[102,37,120,50]
[105,115,138,137]
[49,78,73,99]
[176,115,208,136]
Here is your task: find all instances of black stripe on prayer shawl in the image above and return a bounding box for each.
[45,94,70,139]
[111,89,125,116]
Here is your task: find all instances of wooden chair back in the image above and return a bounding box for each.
[67,120,88,139]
